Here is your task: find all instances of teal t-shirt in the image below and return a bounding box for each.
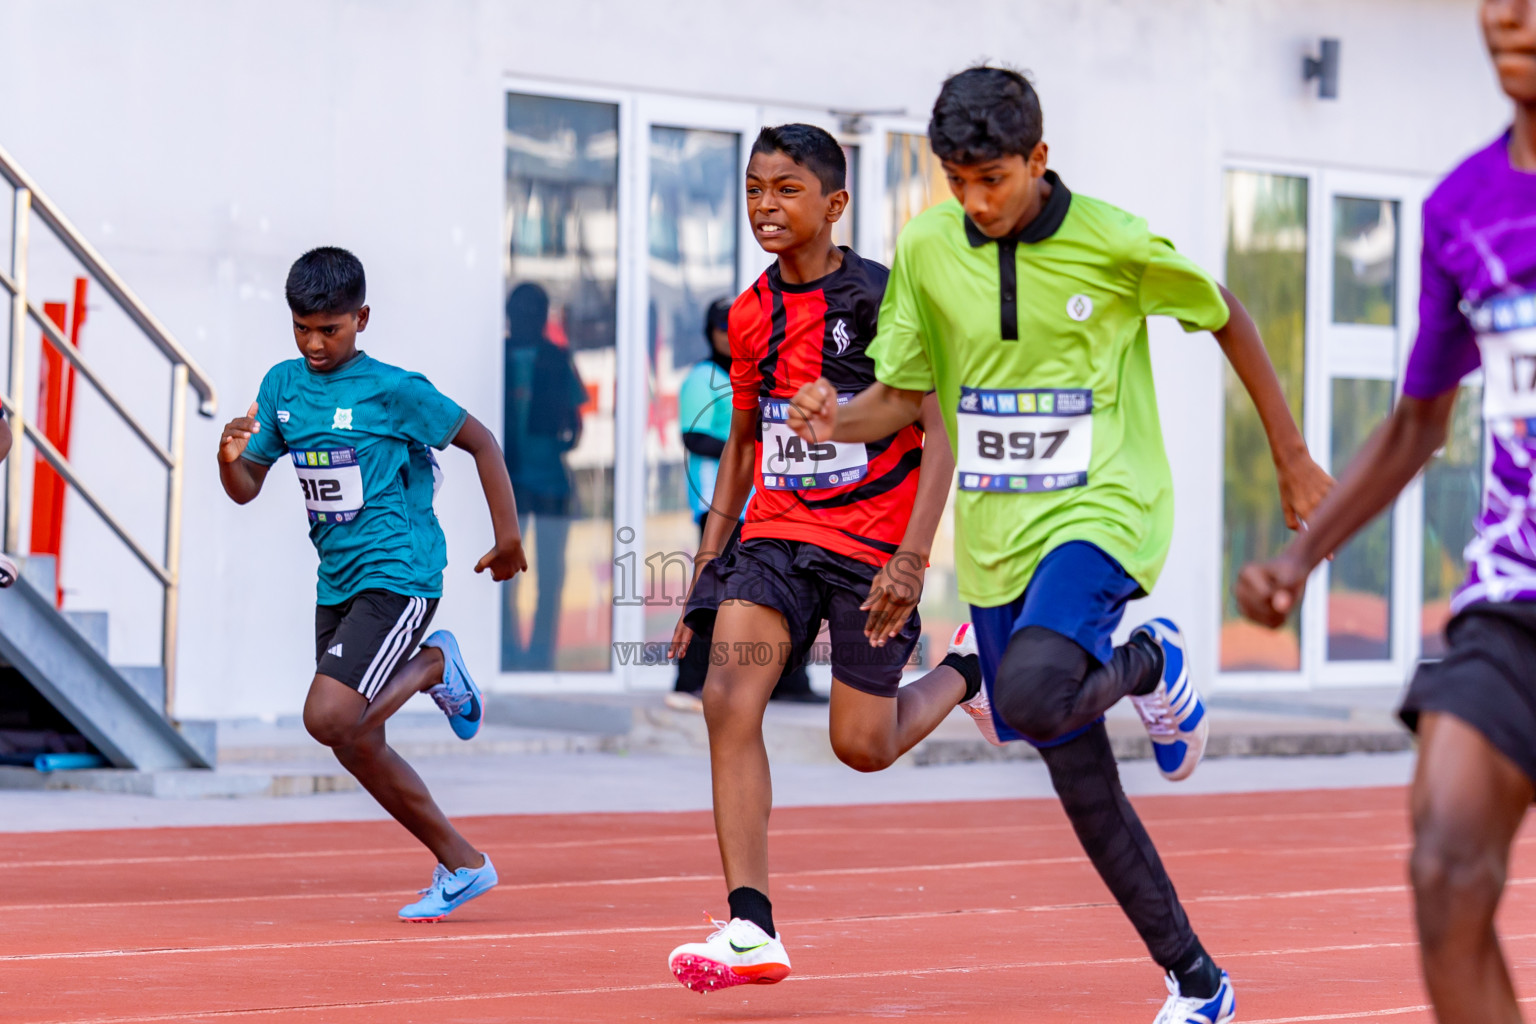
[678,359,733,519]
[241,352,468,606]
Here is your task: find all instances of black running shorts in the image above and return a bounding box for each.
[315,590,439,701]
[1401,601,1536,786]
[684,534,920,698]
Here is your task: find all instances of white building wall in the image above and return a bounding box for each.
[0,0,1503,719]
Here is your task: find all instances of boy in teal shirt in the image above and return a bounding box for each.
[219,247,526,921]
[678,297,736,533]
[791,68,1331,1021]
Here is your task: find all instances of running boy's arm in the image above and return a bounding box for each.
[217,401,271,504]
[449,414,527,581]
[0,414,10,461]
[861,392,955,645]
[1237,389,1458,626]
[786,379,924,446]
[1214,284,1333,529]
[671,405,757,657]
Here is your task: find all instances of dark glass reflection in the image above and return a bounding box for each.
[503,93,617,672]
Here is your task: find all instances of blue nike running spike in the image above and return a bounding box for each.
[398,855,498,922]
[422,630,483,740]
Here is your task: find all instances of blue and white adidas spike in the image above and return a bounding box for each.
[422,630,483,740]
[1152,969,1235,1024]
[1128,617,1208,782]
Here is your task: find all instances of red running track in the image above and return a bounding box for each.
[0,786,1530,1023]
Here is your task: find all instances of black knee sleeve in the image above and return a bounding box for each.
[992,626,1090,742]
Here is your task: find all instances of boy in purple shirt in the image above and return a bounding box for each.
[1238,2,1536,1017]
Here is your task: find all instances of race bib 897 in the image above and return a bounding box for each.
[955,387,1092,493]
[291,448,365,524]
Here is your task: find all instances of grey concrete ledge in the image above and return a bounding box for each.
[0,765,360,799]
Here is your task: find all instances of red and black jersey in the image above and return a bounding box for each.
[729,247,925,564]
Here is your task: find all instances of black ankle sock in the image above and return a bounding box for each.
[941,651,983,703]
[727,886,775,937]
[1170,939,1221,999]
[1129,634,1164,697]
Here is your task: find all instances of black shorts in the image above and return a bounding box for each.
[684,534,920,698]
[1401,602,1536,786]
[315,590,438,701]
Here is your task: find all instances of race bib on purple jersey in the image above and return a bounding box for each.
[1461,291,1536,608]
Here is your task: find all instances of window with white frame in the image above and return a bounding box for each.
[1220,164,1444,687]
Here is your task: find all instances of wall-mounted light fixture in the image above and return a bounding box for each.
[1303,38,1341,100]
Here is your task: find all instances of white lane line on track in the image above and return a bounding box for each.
[0,838,1425,914]
[31,936,1536,1024]
[0,906,1015,962]
[1243,1009,1428,1023]
[1243,996,1536,1023]
[0,843,1419,915]
[0,806,1421,870]
[7,881,1523,964]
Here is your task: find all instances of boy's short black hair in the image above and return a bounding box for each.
[928,65,1043,165]
[751,124,846,194]
[285,247,367,316]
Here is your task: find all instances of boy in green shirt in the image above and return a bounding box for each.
[791,67,1331,1022]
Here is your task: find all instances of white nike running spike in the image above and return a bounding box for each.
[950,623,1003,746]
[668,917,791,992]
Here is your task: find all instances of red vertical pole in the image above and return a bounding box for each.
[61,278,85,465]
[30,303,67,605]
[27,279,84,608]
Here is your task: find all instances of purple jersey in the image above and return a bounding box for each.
[1404,132,1536,611]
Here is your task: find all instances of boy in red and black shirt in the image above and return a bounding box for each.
[666,124,987,991]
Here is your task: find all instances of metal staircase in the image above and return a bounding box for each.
[0,141,218,771]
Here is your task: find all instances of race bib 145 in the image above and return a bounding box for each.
[759,395,869,490]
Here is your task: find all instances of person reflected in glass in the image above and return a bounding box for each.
[502,282,586,671]
[669,298,821,709]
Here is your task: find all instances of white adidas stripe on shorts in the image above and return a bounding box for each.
[358,596,428,700]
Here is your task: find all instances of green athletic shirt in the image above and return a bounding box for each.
[241,352,468,606]
[867,173,1229,606]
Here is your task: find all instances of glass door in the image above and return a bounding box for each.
[1220,164,1431,689]
[621,95,763,688]
[1220,170,1310,677]
[501,82,881,690]
[501,86,626,684]
[1304,169,1428,687]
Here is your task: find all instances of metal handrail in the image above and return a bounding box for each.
[0,392,172,585]
[2,142,218,722]
[0,143,217,415]
[0,268,173,466]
